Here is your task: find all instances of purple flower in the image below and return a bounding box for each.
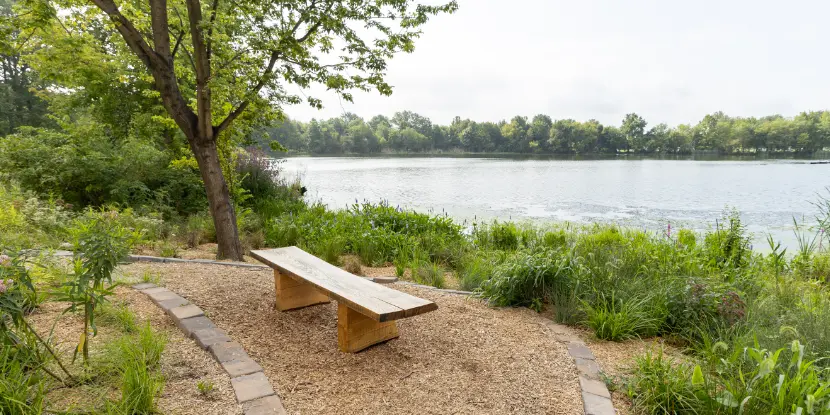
[0,279,11,294]
[0,254,10,267]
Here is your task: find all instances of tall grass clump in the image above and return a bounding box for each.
[583,293,663,341]
[110,323,166,414]
[457,251,501,291]
[0,345,45,415]
[626,348,702,414]
[411,261,446,289]
[480,249,577,311]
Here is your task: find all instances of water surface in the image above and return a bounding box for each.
[282,157,830,248]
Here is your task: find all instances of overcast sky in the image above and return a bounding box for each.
[285,0,830,127]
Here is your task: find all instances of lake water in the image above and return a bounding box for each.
[281,157,830,249]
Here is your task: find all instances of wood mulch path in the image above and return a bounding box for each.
[120,262,583,415]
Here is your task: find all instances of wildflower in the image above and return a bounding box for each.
[0,254,10,267]
[0,279,11,294]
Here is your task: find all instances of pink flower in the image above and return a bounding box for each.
[0,254,9,267]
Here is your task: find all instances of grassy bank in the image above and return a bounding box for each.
[4,177,830,413]
[257,195,830,414]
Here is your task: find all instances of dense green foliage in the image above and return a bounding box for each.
[254,111,830,155]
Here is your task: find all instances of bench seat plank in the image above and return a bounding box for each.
[251,247,437,322]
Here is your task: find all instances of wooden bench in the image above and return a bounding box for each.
[250,246,438,352]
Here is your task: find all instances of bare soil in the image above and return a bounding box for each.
[120,262,583,415]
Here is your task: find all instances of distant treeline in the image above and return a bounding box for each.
[253,111,830,155]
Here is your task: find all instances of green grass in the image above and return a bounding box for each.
[411,261,446,289]
[582,293,662,341]
[0,345,45,415]
[113,323,167,414]
[98,302,138,333]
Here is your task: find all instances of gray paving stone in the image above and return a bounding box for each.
[190,259,218,264]
[157,297,190,311]
[567,342,595,360]
[231,372,275,403]
[141,286,168,295]
[222,356,263,378]
[580,376,611,398]
[582,391,616,415]
[168,304,204,320]
[231,263,270,269]
[128,255,165,263]
[132,283,157,290]
[436,289,473,295]
[210,341,248,363]
[175,316,216,337]
[148,290,183,303]
[555,333,584,343]
[192,328,232,349]
[373,276,398,284]
[243,395,287,415]
[575,357,602,380]
[162,257,190,263]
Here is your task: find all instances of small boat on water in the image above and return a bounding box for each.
[810,161,830,164]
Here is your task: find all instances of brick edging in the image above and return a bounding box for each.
[132,283,286,415]
[543,321,616,415]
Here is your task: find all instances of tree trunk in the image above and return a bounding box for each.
[191,136,244,261]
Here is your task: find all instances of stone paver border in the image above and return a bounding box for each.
[133,283,286,415]
[543,320,616,415]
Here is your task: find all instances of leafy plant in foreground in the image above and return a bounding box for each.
[58,210,134,364]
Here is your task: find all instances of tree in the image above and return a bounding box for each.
[17,0,457,259]
[621,113,647,153]
[528,114,552,152]
[0,0,49,136]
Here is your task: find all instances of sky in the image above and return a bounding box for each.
[284,0,830,127]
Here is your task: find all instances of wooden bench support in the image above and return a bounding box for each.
[337,303,399,353]
[274,270,330,311]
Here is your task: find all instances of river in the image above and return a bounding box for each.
[281,156,830,249]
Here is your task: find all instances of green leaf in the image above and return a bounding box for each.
[692,365,705,387]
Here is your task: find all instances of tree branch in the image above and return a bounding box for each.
[206,0,219,60]
[213,1,329,136]
[90,0,198,139]
[171,30,185,58]
[148,0,172,59]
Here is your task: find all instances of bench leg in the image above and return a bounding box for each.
[337,302,399,353]
[274,270,330,311]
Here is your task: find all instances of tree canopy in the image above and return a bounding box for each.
[1,0,457,259]
[253,110,830,156]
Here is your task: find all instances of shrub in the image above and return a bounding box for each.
[60,210,135,363]
[702,209,751,274]
[182,212,215,248]
[0,125,207,217]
